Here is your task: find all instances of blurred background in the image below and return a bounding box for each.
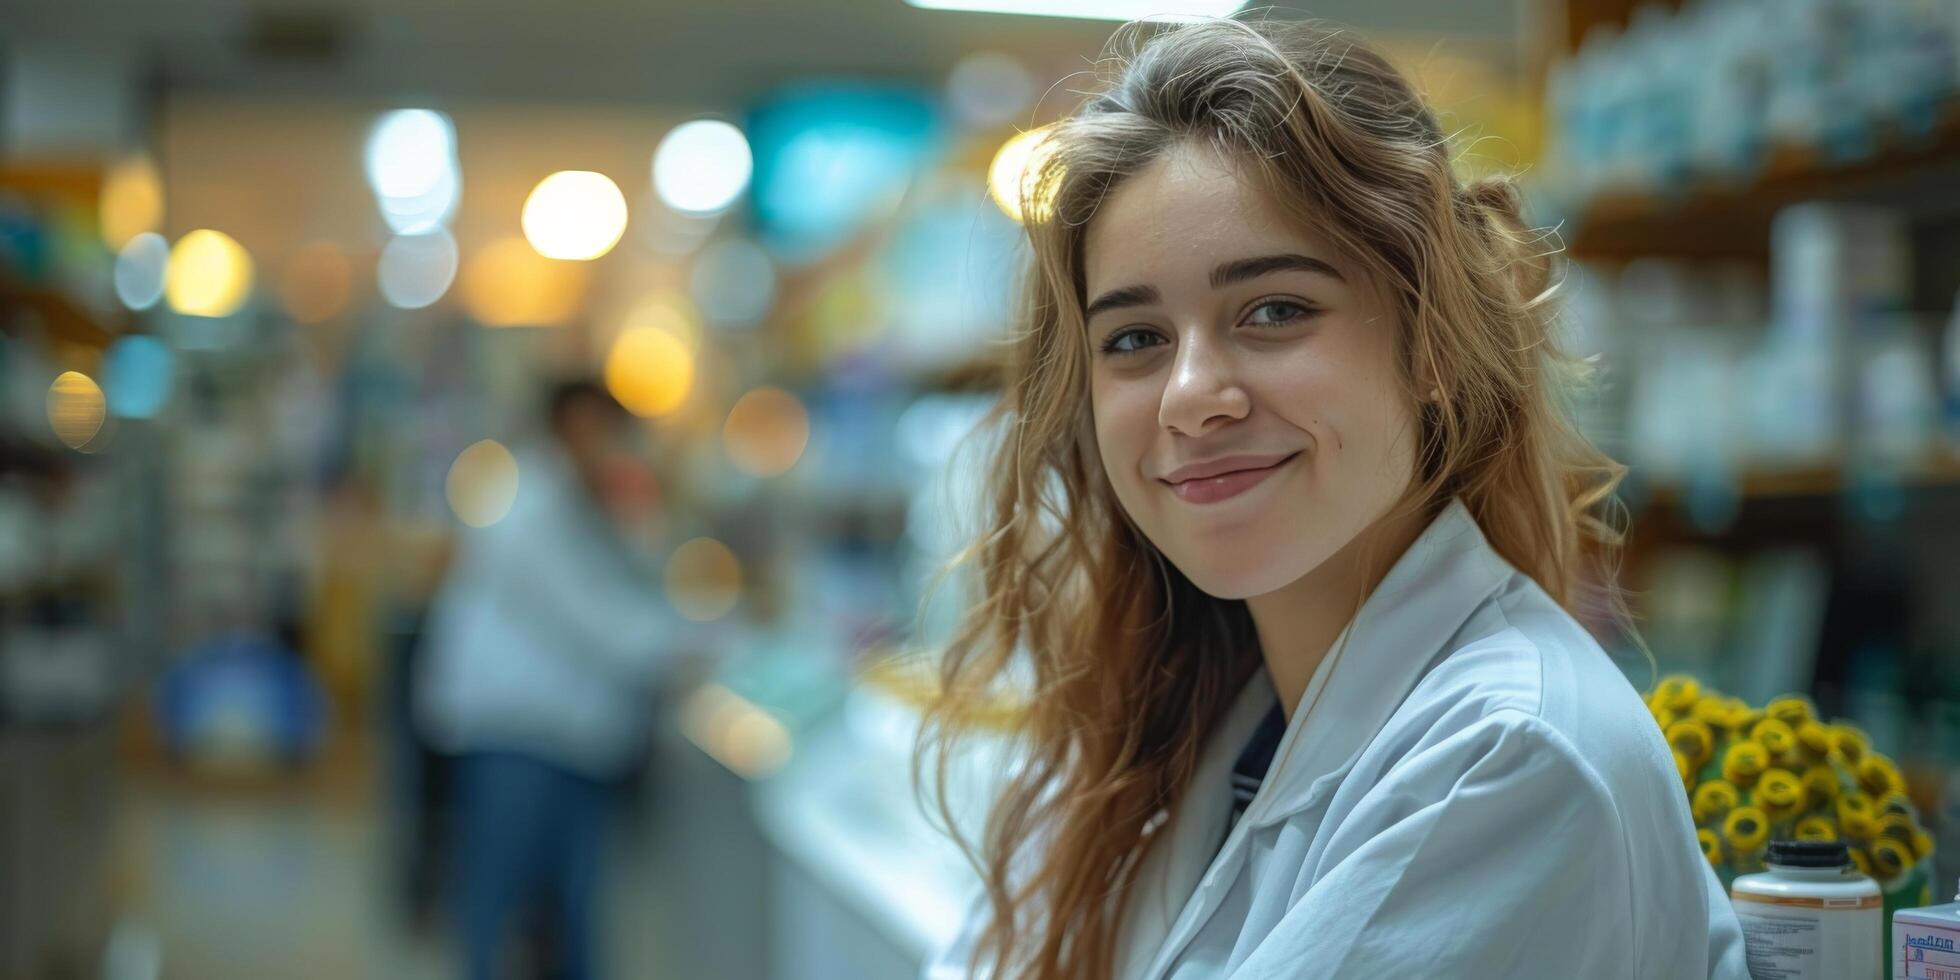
[0,0,1957,977]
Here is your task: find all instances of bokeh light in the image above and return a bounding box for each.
[987,124,1061,224]
[679,683,791,778]
[618,290,703,352]
[279,242,354,324]
[99,155,163,251]
[690,237,775,327]
[103,336,174,419]
[112,232,169,311]
[165,229,255,318]
[522,171,628,261]
[366,110,461,234]
[377,230,459,310]
[605,325,694,418]
[653,119,753,216]
[947,52,1036,128]
[47,372,106,449]
[723,387,810,478]
[460,235,588,327]
[665,537,742,622]
[445,439,520,528]
[366,109,454,199]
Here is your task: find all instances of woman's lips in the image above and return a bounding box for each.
[1166,452,1299,504]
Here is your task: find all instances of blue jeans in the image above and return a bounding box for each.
[454,752,610,980]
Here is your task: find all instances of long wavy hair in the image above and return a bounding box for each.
[915,16,1630,980]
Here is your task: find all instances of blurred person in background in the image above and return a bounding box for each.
[417,378,691,980]
[919,16,1749,980]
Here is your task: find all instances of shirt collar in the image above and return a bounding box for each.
[1241,495,1516,825]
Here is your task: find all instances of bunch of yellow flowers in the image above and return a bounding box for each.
[1646,674,1935,903]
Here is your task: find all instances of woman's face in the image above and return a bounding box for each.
[1083,141,1419,599]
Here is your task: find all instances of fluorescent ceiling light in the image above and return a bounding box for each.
[904,0,1245,22]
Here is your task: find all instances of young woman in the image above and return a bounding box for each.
[918,17,1750,980]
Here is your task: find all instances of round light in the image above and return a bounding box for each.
[113,232,170,311]
[690,237,775,327]
[103,336,174,419]
[377,230,459,310]
[279,242,354,324]
[47,372,106,449]
[948,52,1037,129]
[166,229,254,318]
[653,119,753,216]
[446,439,520,528]
[378,164,461,235]
[987,124,1061,224]
[522,171,628,261]
[99,155,163,251]
[605,325,694,418]
[365,109,456,201]
[665,537,742,622]
[723,387,810,478]
[460,236,588,327]
[617,290,703,352]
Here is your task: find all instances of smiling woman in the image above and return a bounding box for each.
[916,14,1753,980]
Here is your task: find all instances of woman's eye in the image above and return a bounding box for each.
[1099,328,1164,356]
[1245,300,1314,326]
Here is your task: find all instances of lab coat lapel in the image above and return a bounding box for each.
[1244,497,1514,827]
[1127,497,1514,980]
[1114,667,1277,980]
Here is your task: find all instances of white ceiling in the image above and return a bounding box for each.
[2,0,1533,108]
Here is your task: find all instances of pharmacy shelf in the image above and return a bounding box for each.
[1566,101,1960,263]
[1630,454,1960,509]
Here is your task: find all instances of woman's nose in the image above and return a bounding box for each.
[1158,333,1250,436]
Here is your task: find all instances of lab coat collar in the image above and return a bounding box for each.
[1241,495,1515,827]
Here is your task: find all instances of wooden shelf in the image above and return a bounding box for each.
[1629,454,1960,509]
[1566,101,1960,263]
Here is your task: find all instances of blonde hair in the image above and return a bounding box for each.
[915,16,1629,980]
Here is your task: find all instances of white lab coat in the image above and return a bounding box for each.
[925,497,1751,979]
[417,442,684,779]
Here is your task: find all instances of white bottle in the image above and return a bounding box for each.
[1733,839,1882,980]
[1894,880,1960,979]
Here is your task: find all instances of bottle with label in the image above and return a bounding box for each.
[1894,879,1960,979]
[1733,839,1882,980]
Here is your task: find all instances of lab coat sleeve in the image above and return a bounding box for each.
[1231,709,1671,980]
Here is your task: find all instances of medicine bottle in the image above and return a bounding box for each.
[1732,839,1881,980]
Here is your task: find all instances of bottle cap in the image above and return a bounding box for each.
[1765,839,1849,869]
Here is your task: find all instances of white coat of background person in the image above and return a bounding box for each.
[913,16,1751,980]
[419,420,683,779]
[417,380,717,979]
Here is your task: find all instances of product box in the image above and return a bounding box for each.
[1897,901,1960,979]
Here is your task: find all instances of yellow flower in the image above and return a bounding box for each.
[1858,756,1903,798]
[1801,764,1840,810]
[1693,780,1740,825]
[1723,806,1770,854]
[1723,740,1769,788]
[1691,696,1731,729]
[1848,846,1873,876]
[1723,697,1761,729]
[1751,718,1798,765]
[1871,838,1912,880]
[1654,675,1700,713]
[1795,721,1831,761]
[1877,813,1917,846]
[1667,719,1716,769]
[1697,828,1722,867]
[1829,725,1869,768]
[1673,750,1693,785]
[1755,768,1804,822]
[1794,816,1837,842]
[1912,829,1936,862]
[1765,696,1813,729]
[1838,793,1878,840]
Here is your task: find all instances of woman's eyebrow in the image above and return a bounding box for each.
[1211,253,1344,287]
[1083,283,1160,320]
